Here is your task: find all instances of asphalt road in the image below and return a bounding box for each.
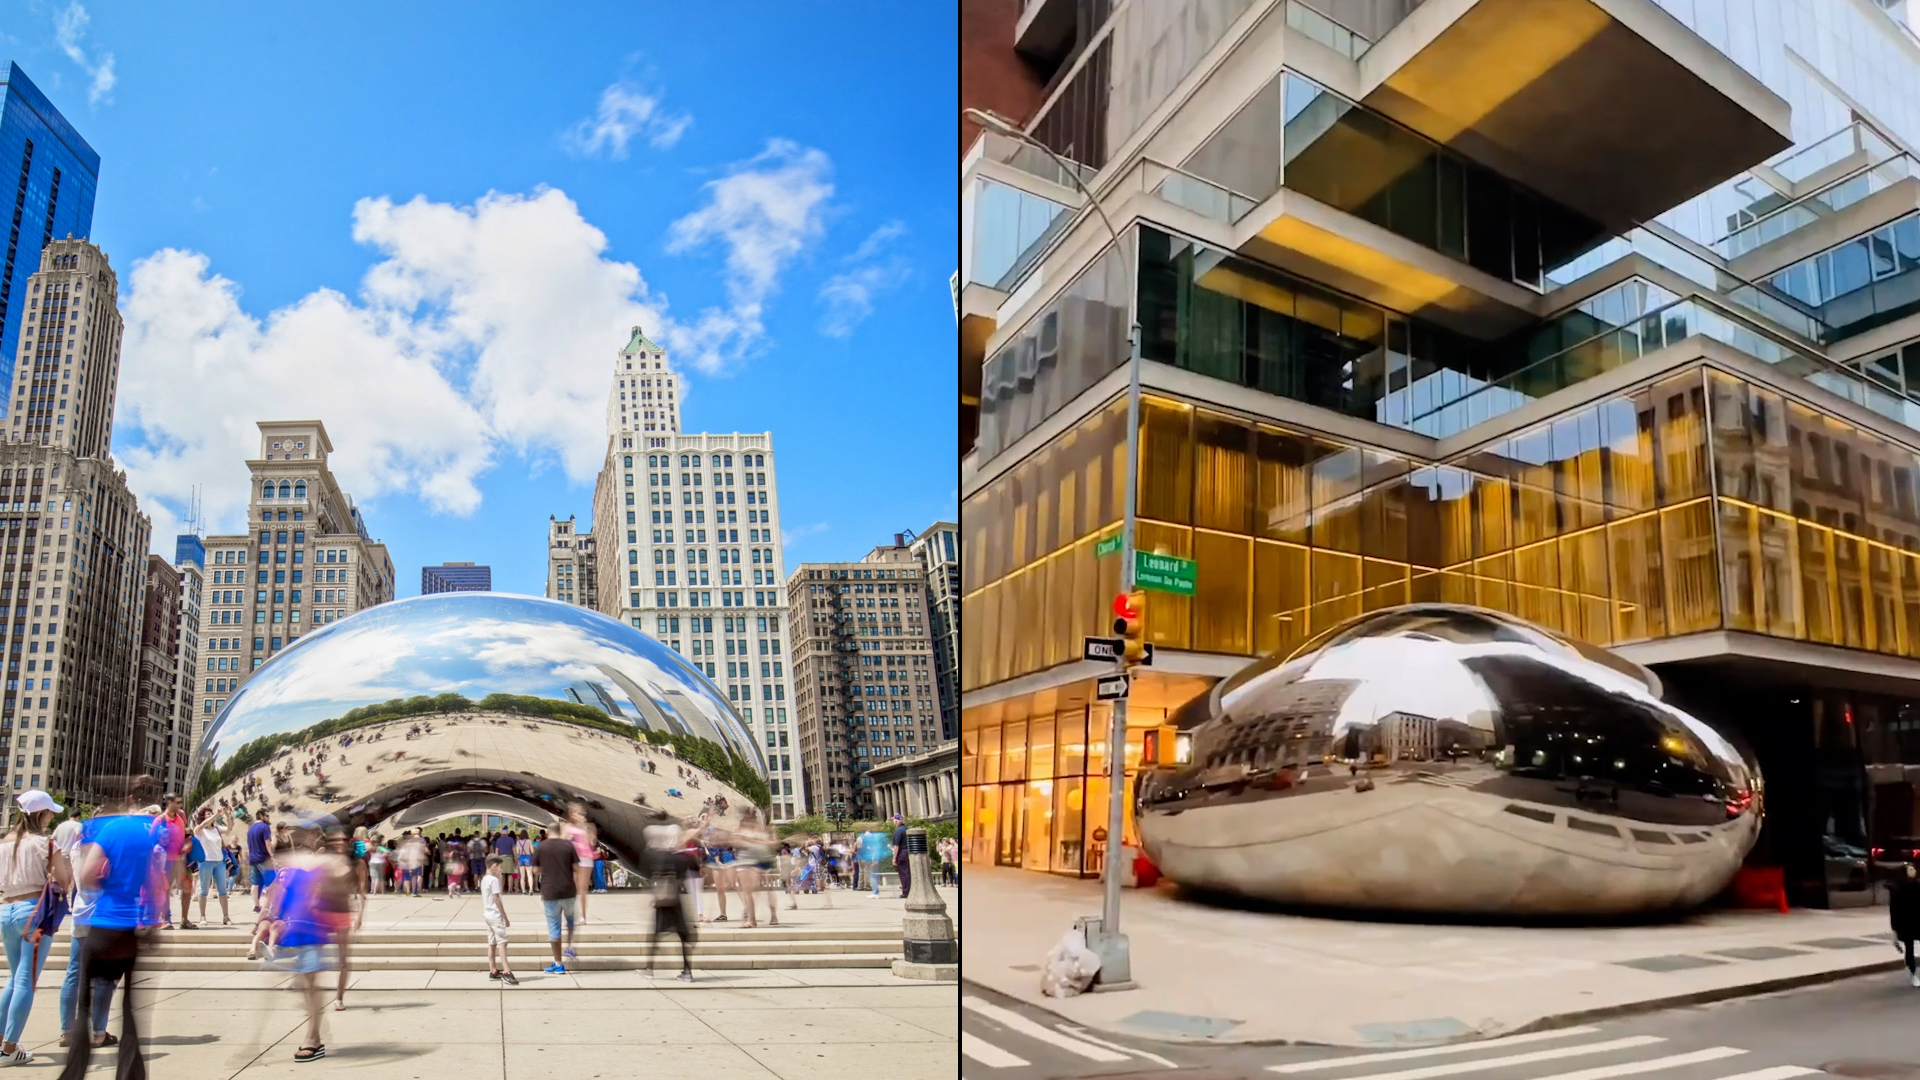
[963,969,1920,1080]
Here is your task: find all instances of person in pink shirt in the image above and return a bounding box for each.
[562,805,596,925]
[158,795,191,930]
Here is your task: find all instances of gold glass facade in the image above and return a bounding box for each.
[962,365,1920,872]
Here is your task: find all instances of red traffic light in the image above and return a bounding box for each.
[1113,592,1139,621]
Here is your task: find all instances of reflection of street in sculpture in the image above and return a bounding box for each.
[186,594,772,872]
[196,711,749,869]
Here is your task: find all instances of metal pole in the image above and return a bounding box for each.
[964,108,1138,989]
[1101,322,1142,982]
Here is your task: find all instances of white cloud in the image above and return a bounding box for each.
[663,139,832,373]
[563,81,690,158]
[118,188,665,543]
[53,2,114,106]
[781,522,830,549]
[818,221,908,338]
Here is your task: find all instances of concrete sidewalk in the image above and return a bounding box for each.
[962,865,1904,1048]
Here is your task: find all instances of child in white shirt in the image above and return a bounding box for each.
[482,855,515,985]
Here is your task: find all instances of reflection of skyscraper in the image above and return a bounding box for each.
[596,663,688,737]
[563,680,624,718]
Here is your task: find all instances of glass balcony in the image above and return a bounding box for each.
[1285,1,1370,60]
[964,178,1070,292]
[1763,213,1920,342]
[1716,137,1915,261]
[1406,295,1920,438]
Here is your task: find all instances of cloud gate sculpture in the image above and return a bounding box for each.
[1135,605,1761,917]
[187,593,769,870]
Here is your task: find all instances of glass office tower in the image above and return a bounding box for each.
[0,62,99,413]
[960,0,1920,906]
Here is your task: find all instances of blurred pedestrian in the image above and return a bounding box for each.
[276,823,354,1062]
[54,806,114,1053]
[1895,861,1920,986]
[535,826,579,972]
[645,822,695,982]
[482,854,516,984]
[326,829,362,1012]
[515,830,535,894]
[59,774,165,1080]
[0,789,66,1066]
[563,804,596,924]
[891,814,911,898]
[857,826,888,899]
[732,811,778,929]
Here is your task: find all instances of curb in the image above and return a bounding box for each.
[963,957,1907,1049]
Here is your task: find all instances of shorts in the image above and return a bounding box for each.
[542,896,578,941]
[250,865,274,890]
[288,944,331,975]
[198,859,231,897]
[484,916,509,946]
[517,855,531,866]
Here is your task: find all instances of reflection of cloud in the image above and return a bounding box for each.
[205,595,758,769]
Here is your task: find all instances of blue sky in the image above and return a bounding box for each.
[2,1,958,594]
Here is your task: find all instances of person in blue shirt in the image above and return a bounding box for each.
[247,809,274,913]
[58,775,164,1080]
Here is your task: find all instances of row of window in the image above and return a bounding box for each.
[645,509,763,527]
[636,489,765,508]
[207,588,350,606]
[627,453,766,470]
[206,568,346,587]
[260,480,308,500]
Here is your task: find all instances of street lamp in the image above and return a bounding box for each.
[965,107,1140,989]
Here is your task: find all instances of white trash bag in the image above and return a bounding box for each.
[1040,927,1103,998]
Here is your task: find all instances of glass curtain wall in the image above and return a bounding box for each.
[963,366,1920,697]
[959,700,1166,874]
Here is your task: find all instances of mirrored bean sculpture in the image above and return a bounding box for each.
[1134,604,1760,917]
[188,593,769,869]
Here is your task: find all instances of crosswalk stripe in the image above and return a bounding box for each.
[963,997,1133,1063]
[1529,1046,1746,1080]
[1270,1027,1605,1073]
[963,1031,1030,1069]
[1703,1068,1820,1080]
[1060,1024,1178,1069]
[1271,1035,1668,1080]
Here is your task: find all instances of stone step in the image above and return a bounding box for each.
[129,952,898,971]
[38,926,900,945]
[139,938,895,958]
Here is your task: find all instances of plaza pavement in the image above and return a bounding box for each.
[0,882,958,1075]
[964,863,1902,1047]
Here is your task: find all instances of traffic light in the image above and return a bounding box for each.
[1113,589,1148,665]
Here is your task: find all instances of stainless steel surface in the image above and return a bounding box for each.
[1135,604,1761,917]
[188,593,768,869]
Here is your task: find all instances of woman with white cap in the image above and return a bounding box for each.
[0,788,68,1067]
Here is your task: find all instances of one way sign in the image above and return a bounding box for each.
[1083,636,1124,662]
[1096,674,1130,701]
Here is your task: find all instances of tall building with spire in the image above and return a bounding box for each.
[608,326,680,437]
[589,328,803,820]
[0,238,148,804]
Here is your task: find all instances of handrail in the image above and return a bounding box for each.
[1713,150,1919,259]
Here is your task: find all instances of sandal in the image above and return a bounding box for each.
[295,1044,325,1062]
[94,1033,118,1048]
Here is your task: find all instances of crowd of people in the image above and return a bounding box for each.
[0,767,956,1072]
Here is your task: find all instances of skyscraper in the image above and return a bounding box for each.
[421,562,491,594]
[787,538,941,822]
[10,238,122,455]
[168,535,202,791]
[0,64,98,410]
[197,421,395,719]
[907,521,959,740]
[589,330,802,819]
[134,555,179,786]
[0,238,147,804]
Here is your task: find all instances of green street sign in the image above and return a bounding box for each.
[1135,551,1197,596]
[1094,533,1123,558]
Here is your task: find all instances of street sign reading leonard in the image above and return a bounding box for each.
[1083,636,1125,662]
[1135,551,1198,596]
[1096,674,1130,701]
[1094,533,1123,558]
